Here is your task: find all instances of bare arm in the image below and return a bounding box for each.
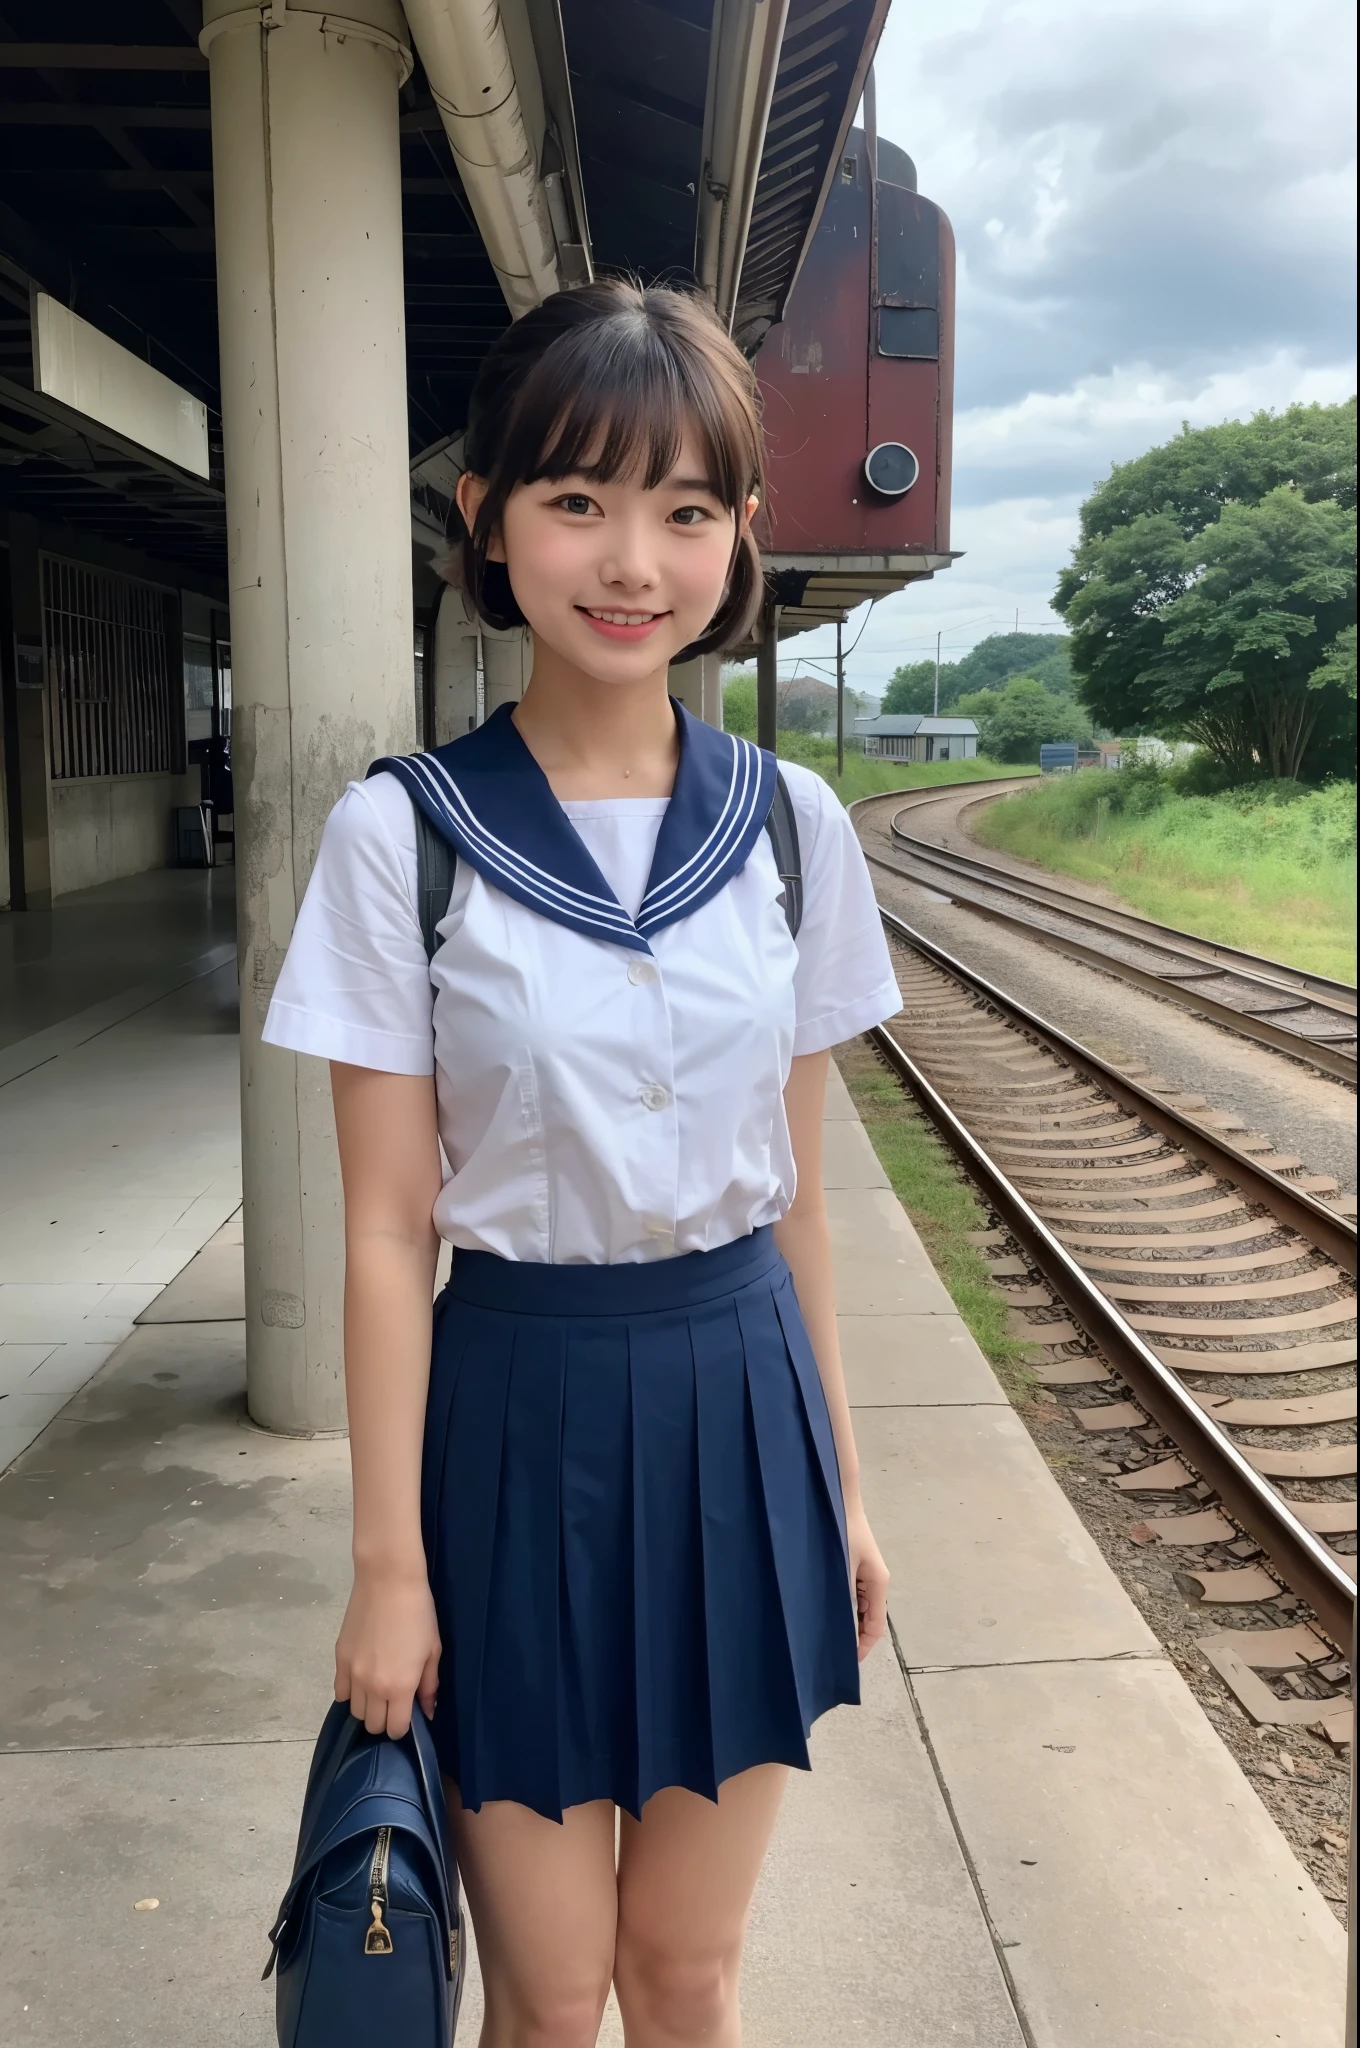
[772,1050,889,1660]
[329,1061,445,1737]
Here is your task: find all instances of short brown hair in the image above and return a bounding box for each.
[456,280,767,659]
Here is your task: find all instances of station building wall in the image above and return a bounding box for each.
[48,767,206,897]
[2,519,229,909]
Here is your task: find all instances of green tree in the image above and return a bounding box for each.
[952,632,1072,696]
[953,688,1001,723]
[881,632,1073,715]
[1135,488,1355,780]
[882,659,955,715]
[976,677,1092,763]
[722,671,756,737]
[1055,400,1358,779]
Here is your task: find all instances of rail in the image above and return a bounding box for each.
[866,900,1357,1648]
[850,782,1357,1082]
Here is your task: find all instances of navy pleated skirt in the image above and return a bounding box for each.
[420,1226,859,1823]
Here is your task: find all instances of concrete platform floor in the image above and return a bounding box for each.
[0,906,1348,2044]
[1,872,241,1477]
[0,866,235,1056]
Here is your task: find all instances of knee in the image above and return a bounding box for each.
[614,1935,733,2041]
[494,1978,610,2048]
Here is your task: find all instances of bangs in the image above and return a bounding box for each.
[509,313,753,511]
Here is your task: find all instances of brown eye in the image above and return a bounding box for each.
[558,493,593,516]
[671,505,709,526]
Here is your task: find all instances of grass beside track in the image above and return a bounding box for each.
[764,735,1031,805]
[836,1036,1037,1404]
[971,774,1358,983]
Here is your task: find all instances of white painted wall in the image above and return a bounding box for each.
[50,769,202,897]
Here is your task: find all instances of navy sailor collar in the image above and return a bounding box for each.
[368,699,778,955]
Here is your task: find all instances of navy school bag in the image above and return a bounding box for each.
[264,1699,467,2046]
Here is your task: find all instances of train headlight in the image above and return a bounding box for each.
[863,442,920,497]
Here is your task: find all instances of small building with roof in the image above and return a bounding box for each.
[853,714,979,762]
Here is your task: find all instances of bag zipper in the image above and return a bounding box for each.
[364,1827,395,1955]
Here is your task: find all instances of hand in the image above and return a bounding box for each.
[335,1564,441,1739]
[845,1501,889,1661]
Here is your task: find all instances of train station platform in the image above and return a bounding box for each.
[0,878,1348,2046]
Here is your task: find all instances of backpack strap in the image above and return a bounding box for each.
[414,803,457,965]
[409,766,801,962]
[764,770,803,939]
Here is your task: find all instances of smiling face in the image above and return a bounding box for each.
[458,431,749,688]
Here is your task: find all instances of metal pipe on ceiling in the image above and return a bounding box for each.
[401,0,567,317]
[696,0,792,329]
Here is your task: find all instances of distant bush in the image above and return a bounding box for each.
[975,676,1093,761]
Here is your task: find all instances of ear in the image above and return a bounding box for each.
[455,471,506,561]
[743,493,760,526]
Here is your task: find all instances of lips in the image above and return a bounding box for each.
[577,606,669,644]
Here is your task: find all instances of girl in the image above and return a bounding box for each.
[263,279,901,2047]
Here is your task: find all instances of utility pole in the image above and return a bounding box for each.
[933,629,941,716]
[835,618,845,778]
[1014,608,1019,633]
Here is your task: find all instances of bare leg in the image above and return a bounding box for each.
[612,1764,789,2047]
[445,1779,618,2048]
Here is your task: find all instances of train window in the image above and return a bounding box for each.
[840,154,856,183]
[877,306,939,359]
[876,183,939,307]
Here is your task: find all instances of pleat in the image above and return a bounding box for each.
[424,1242,861,1822]
[745,1285,860,1726]
[420,1305,472,1564]
[627,1310,709,1815]
[558,1315,633,1812]
[772,1276,854,1561]
[693,1297,808,1785]
[477,1322,567,1818]
[434,1307,513,1805]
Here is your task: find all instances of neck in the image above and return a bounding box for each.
[512,642,680,800]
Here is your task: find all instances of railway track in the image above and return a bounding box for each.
[857,781,1358,1084]
[858,895,1356,1712]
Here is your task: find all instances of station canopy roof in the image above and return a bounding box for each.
[0,1,886,589]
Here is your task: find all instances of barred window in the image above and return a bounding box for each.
[43,557,184,781]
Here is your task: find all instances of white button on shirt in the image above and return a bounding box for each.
[263,761,900,1265]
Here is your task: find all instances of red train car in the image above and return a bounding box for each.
[751,127,956,694]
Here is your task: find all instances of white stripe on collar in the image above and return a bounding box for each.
[368,701,778,953]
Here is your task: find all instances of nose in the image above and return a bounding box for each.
[597,511,662,597]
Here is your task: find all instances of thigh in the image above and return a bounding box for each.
[446,1780,618,2038]
[615,1763,788,1959]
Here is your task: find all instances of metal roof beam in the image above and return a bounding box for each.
[0,44,208,70]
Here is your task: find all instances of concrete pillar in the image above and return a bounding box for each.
[2,515,54,910]
[429,586,529,741]
[483,623,531,717]
[668,652,724,727]
[432,583,479,744]
[202,0,415,1433]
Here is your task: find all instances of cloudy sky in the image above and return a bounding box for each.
[780,0,1358,696]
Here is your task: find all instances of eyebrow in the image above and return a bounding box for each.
[667,475,723,493]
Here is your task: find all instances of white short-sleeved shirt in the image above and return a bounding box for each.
[263,743,899,1265]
